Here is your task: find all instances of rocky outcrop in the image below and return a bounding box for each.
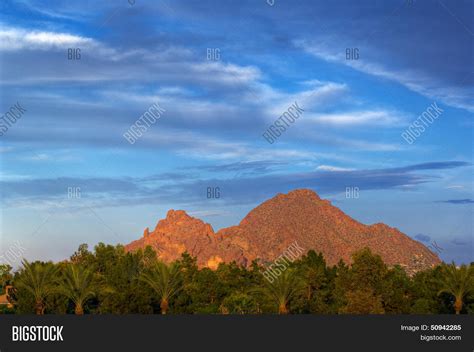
[125,189,441,273]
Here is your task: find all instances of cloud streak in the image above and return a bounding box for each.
[437,199,474,205]
[2,161,469,209]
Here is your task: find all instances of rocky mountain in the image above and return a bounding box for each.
[125,189,441,273]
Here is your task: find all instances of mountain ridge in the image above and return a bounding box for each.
[125,189,441,273]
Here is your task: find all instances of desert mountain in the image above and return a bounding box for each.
[125,189,440,273]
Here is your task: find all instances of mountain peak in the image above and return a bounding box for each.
[274,189,322,201]
[287,188,321,198]
[126,189,440,273]
[154,209,214,234]
[165,209,191,220]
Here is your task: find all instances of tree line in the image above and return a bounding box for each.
[0,243,472,315]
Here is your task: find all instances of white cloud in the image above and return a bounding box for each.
[306,110,404,127]
[0,27,94,51]
[316,165,355,172]
[20,151,81,162]
[297,39,474,112]
[445,185,464,189]
[14,0,92,21]
[0,25,262,88]
[190,61,261,85]
[264,82,348,119]
[0,26,408,157]
[0,172,32,181]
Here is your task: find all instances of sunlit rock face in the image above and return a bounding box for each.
[126,189,441,273]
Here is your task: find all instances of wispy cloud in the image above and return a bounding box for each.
[316,165,355,172]
[451,238,469,246]
[305,110,405,127]
[414,233,431,243]
[0,27,94,51]
[437,199,474,204]
[2,161,469,209]
[297,39,474,112]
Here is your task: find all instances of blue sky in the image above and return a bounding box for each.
[0,0,472,265]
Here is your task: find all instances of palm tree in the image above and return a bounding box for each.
[140,261,182,314]
[15,260,58,315]
[57,264,95,315]
[254,269,305,314]
[438,263,473,314]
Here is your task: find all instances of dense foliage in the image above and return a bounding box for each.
[1,244,473,315]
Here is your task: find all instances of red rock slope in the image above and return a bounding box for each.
[125,189,441,272]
